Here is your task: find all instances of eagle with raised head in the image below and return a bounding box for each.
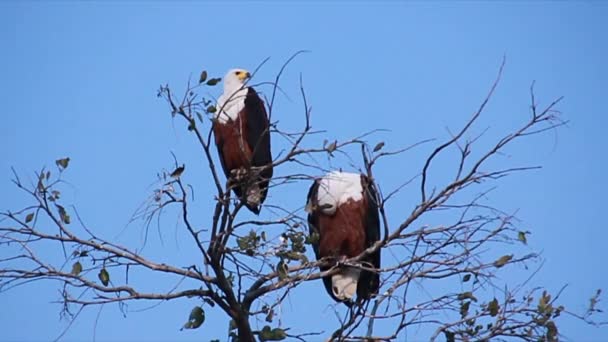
[213,68,273,214]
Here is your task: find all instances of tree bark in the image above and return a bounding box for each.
[235,311,255,342]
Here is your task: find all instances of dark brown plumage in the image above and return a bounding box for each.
[306,172,381,304]
[213,69,273,214]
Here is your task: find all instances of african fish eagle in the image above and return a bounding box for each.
[213,68,273,214]
[306,171,381,304]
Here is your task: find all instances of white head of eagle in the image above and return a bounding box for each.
[306,171,381,304]
[212,68,273,215]
[216,68,251,124]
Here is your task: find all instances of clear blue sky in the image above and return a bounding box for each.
[1,2,607,341]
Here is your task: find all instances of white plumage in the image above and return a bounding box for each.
[315,171,363,215]
[331,268,361,301]
[216,69,249,124]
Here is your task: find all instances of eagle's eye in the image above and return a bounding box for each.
[235,71,241,75]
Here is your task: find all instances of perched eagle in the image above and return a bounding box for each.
[213,68,273,214]
[306,171,381,304]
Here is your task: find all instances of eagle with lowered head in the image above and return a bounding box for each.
[306,171,381,304]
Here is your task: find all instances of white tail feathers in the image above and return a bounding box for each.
[331,267,361,301]
[247,184,262,208]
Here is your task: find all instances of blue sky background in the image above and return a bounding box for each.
[1,2,607,341]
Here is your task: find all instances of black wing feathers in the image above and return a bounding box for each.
[214,136,230,180]
[306,180,336,300]
[244,88,273,211]
[306,180,321,260]
[357,175,381,300]
[244,88,272,174]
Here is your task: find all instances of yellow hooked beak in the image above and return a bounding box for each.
[236,71,251,81]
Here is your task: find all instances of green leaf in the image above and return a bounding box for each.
[444,331,455,342]
[493,254,513,268]
[237,237,248,250]
[589,289,602,314]
[196,111,204,123]
[206,78,221,86]
[237,230,259,255]
[98,268,110,286]
[56,204,71,224]
[288,232,305,253]
[228,319,238,331]
[518,231,528,245]
[538,290,552,314]
[259,326,272,341]
[305,231,319,245]
[326,140,337,153]
[458,291,478,302]
[277,260,288,280]
[71,261,82,276]
[545,320,558,342]
[49,190,61,202]
[268,328,286,341]
[25,213,34,223]
[460,301,470,318]
[462,274,471,282]
[187,118,196,131]
[37,177,45,192]
[265,308,274,323]
[203,298,215,308]
[206,105,217,114]
[55,157,70,170]
[182,306,205,330]
[373,141,385,152]
[488,298,500,317]
[259,326,286,341]
[170,165,185,178]
[278,251,306,262]
[553,305,564,318]
[199,70,208,84]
